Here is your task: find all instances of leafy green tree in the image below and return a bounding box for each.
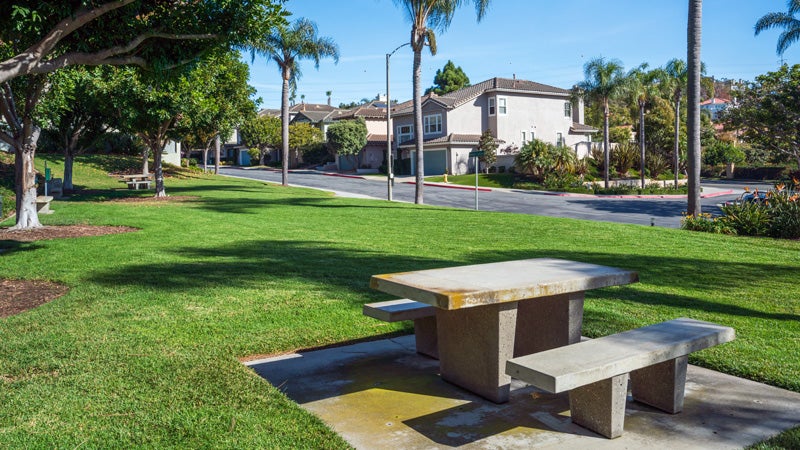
[176,50,257,172]
[425,60,470,95]
[37,67,110,192]
[288,122,324,167]
[577,57,628,188]
[687,0,703,216]
[721,64,800,169]
[477,129,497,173]
[393,0,491,204]
[249,18,339,186]
[240,116,281,166]
[755,0,800,56]
[0,0,285,229]
[327,118,368,170]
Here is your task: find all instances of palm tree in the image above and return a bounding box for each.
[662,59,688,188]
[577,57,627,189]
[394,0,491,204]
[627,64,661,188]
[755,0,800,56]
[687,0,703,216]
[251,18,338,186]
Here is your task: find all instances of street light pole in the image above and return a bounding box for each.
[386,42,409,202]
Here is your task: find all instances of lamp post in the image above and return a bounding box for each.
[386,42,410,201]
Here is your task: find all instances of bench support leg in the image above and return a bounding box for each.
[514,292,584,356]
[436,302,517,403]
[630,355,688,414]
[569,373,629,439]
[413,316,438,359]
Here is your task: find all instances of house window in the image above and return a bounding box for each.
[423,114,442,135]
[521,131,527,144]
[564,102,572,117]
[498,97,507,115]
[397,124,414,144]
[488,97,496,116]
[556,132,564,147]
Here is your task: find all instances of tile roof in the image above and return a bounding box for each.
[366,134,388,144]
[332,104,387,120]
[290,103,337,113]
[700,97,731,106]
[393,77,571,115]
[292,110,335,123]
[398,133,504,147]
[570,122,599,133]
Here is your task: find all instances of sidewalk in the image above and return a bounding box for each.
[247,335,800,449]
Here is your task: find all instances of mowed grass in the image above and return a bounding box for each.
[1,155,798,447]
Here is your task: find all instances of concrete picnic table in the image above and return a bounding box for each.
[118,174,153,190]
[370,258,639,403]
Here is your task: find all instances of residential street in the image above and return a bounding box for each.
[219,167,762,228]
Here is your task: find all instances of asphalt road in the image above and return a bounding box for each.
[219,167,762,228]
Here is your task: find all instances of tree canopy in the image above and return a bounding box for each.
[240,115,281,165]
[426,60,470,95]
[721,64,800,169]
[327,118,367,168]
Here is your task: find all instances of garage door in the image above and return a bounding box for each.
[423,149,447,175]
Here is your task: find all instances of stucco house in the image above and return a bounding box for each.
[700,97,731,121]
[330,102,388,171]
[391,77,597,175]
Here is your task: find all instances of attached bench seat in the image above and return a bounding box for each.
[363,299,437,359]
[506,318,735,439]
[126,180,151,190]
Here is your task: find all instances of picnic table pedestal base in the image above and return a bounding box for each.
[436,293,585,404]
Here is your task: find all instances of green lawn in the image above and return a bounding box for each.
[1,155,798,447]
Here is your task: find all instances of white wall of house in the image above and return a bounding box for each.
[162,140,181,166]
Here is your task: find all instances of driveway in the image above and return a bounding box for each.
[219,167,752,228]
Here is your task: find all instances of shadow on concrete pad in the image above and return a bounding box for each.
[246,335,800,449]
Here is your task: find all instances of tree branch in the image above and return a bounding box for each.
[0,0,136,83]
[0,83,22,133]
[30,32,217,74]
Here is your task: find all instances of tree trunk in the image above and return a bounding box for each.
[259,147,266,166]
[639,101,646,189]
[12,130,43,230]
[203,148,209,173]
[673,95,681,188]
[281,68,291,186]
[603,100,610,189]
[687,0,703,216]
[214,134,220,175]
[141,147,150,175]
[153,141,167,198]
[413,46,424,204]
[64,152,74,192]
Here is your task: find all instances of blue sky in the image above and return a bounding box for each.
[246,0,800,108]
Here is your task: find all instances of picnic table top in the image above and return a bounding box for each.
[370,258,639,310]
[119,174,153,180]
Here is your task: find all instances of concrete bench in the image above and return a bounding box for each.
[35,196,54,214]
[506,318,735,439]
[363,299,438,359]
[126,180,151,190]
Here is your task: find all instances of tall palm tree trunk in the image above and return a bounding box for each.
[639,100,646,189]
[280,68,291,186]
[687,0,703,216]
[673,94,681,188]
[413,46,424,204]
[603,100,610,189]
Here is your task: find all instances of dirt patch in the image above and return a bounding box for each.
[0,279,69,318]
[0,225,138,242]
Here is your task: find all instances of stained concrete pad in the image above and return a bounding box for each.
[246,335,800,449]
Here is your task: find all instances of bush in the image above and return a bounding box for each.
[301,143,333,167]
[703,141,745,166]
[681,213,735,234]
[719,201,772,236]
[611,141,638,176]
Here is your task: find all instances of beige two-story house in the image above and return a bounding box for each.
[391,77,597,175]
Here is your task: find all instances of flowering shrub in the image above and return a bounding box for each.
[686,180,800,239]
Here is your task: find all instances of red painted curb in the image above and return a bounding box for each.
[402,181,492,192]
[546,189,734,199]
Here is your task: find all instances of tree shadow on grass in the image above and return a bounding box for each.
[85,240,798,324]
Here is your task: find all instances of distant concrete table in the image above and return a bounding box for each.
[370,258,639,403]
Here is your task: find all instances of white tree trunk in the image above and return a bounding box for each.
[12,136,42,230]
[214,135,221,175]
[141,147,150,175]
[153,142,167,197]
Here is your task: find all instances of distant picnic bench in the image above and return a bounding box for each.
[118,174,153,190]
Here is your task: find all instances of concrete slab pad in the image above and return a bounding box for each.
[246,335,800,449]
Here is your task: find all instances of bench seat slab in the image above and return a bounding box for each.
[569,373,629,439]
[631,355,688,414]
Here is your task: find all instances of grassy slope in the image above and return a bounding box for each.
[1,155,798,447]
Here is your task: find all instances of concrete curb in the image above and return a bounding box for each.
[323,172,366,180]
[545,189,734,199]
[402,181,493,192]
